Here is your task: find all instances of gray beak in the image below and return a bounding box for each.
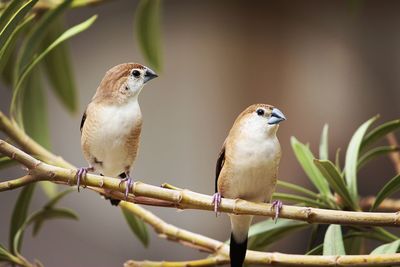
[268,108,286,125]
[144,67,158,83]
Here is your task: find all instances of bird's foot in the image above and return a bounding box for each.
[119,175,134,199]
[76,166,93,192]
[211,192,222,216]
[271,200,283,223]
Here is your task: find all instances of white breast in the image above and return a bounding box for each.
[90,100,141,176]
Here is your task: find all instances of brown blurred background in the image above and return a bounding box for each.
[1,0,400,266]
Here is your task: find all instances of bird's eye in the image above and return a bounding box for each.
[256,109,265,116]
[132,70,140,78]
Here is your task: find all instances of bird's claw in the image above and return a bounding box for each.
[211,192,222,217]
[76,167,92,192]
[119,176,134,199]
[271,200,283,223]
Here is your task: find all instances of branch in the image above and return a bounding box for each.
[2,139,400,228]
[387,133,400,173]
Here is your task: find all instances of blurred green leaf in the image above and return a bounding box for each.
[277,180,318,199]
[0,0,37,49]
[358,146,400,170]
[335,148,341,169]
[0,0,28,30]
[10,15,97,125]
[0,14,34,85]
[121,206,149,247]
[9,184,35,253]
[31,207,78,236]
[42,17,77,113]
[0,156,16,169]
[370,240,400,255]
[248,219,308,250]
[16,0,72,76]
[0,244,13,261]
[319,124,329,160]
[291,137,331,197]
[272,192,323,208]
[371,173,400,211]
[344,116,378,199]
[44,189,74,209]
[323,224,345,255]
[40,181,58,198]
[135,0,162,72]
[372,227,399,242]
[314,160,358,210]
[361,119,400,151]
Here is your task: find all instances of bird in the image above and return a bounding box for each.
[78,63,158,205]
[212,104,286,267]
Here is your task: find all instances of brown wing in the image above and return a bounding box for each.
[80,110,87,133]
[215,142,226,193]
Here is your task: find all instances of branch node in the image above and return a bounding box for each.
[48,171,56,179]
[99,178,104,187]
[11,151,16,159]
[302,207,315,223]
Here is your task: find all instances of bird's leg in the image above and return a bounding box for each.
[76,166,94,192]
[271,200,283,223]
[211,192,222,216]
[119,171,134,199]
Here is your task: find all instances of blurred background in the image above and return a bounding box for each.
[1,0,400,266]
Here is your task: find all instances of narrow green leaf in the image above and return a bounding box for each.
[0,156,16,169]
[135,0,162,71]
[0,0,29,31]
[44,189,74,209]
[16,0,72,75]
[277,180,318,199]
[373,227,399,242]
[371,173,400,211]
[319,124,329,160]
[291,137,331,197]
[323,224,346,255]
[361,119,400,151]
[272,192,323,208]
[121,206,149,247]
[358,146,400,170]
[9,183,35,253]
[42,17,77,113]
[0,244,13,261]
[39,181,58,198]
[314,160,358,210]
[31,207,78,236]
[248,219,308,250]
[0,14,35,85]
[370,240,400,255]
[344,116,378,199]
[0,0,38,49]
[335,148,341,169]
[10,15,97,125]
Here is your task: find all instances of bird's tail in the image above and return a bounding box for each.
[229,215,253,267]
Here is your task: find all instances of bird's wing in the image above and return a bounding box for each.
[215,140,226,193]
[80,110,87,133]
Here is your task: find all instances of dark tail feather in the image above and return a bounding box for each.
[230,233,248,267]
[101,173,121,206]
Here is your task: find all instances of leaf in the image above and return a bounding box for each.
[0,244,14,261]
[121,206,149,247]
[0,14,35,85]
[276,180,318,199]
[358,146,400,170]
[314,160,358,210]
[135,0,162,72]
[0,0,38,49]
[16,0,72,75]
[291,137,331,197]
[39,181,58,198]
[323,224,346,255]
[335,148,341,169]
[344,116,378,199]
[370,240,400,255]
[361,119,400,151]
[42,17,77,113]
[31,207,78,236]
[44,189,74,209]
[272,192,323,208]
[248,219,308,250]
[371,173,400,211]
[319,124,329,160]
[10,15,97,125]
[9,183,35,253]
[22,67,51,148]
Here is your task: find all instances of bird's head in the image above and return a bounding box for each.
[234,104,286,138]
[94,63,158,104]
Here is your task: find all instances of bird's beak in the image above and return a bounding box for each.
[268,108,286,125]
[144,67,158,83]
